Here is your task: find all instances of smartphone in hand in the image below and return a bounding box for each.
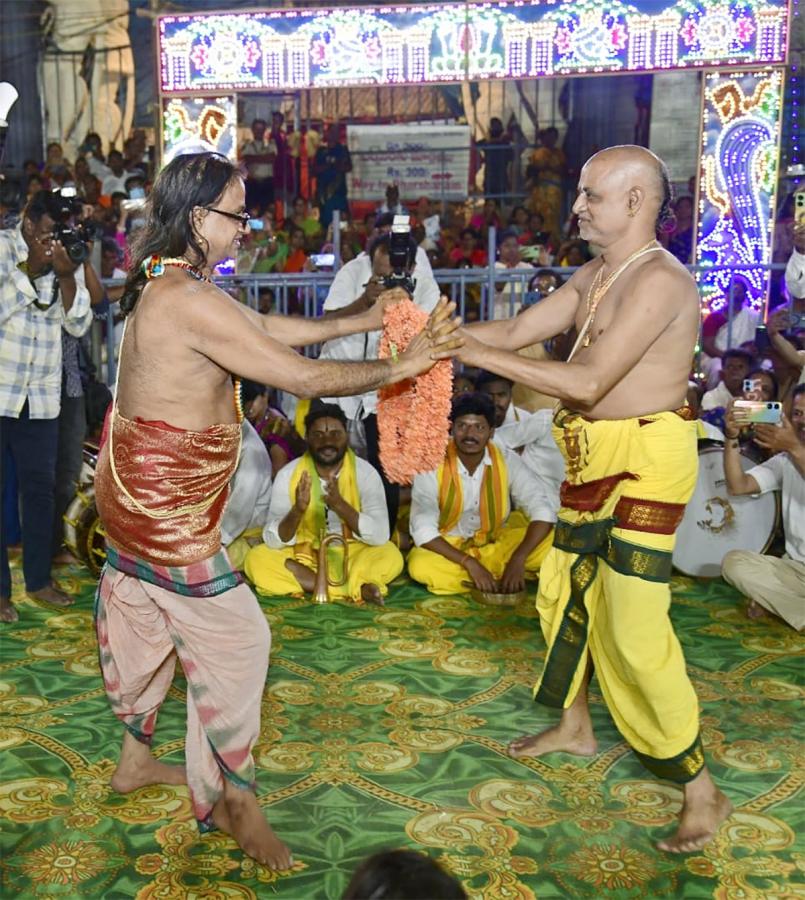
[733,400,782,425]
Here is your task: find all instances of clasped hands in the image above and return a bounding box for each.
[294,470,351,518]
[463,552,526,594]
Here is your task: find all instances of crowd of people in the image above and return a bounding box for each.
[1,128,803,887]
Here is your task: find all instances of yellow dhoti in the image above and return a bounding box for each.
[536,407,703,783]
[408,522,553,595]
[245,540,404,601]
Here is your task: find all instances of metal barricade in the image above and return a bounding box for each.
[94,259,789,387]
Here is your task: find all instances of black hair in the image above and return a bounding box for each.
[530,268,565,291]
[793,384,805,401]
[24,189,71,224]
[723,348,754,367]
[240,379,267,404]
[498,227,520,245]
[369,233,417,268]
[474,369,514,390]
[342,849,466,900]
[119,152,241,315]
[375,211,395,229]
[304,401,348,434]
[101,237,121,256]
[460,227,479,241]
[655,159,674,233]
[450,392,496,429]
[746,367,779,400]
[251,118,267,128]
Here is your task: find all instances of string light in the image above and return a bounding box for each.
[157,0,790,92]
[695,69,784,316]
[162,96,237,163]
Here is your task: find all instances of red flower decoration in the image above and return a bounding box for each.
[555,27,573,56]
[680,18,698,47]
[190,44,209,70]
[311,38,329,66]
[364,35,382,62]
[243,39,261,69]
[378,299,453,485]
[735,16,755,43]
[610,23,627,50]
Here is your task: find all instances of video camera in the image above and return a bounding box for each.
[383,215,417,296]
[50,188,101,264]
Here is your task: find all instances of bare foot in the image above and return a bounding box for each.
[360,583,384,606]
[110,730,186,793]
[284,559,315,593]
[508,723,598,758]
[52,550,80,566]
[657,770,733,853]
[745,600,767,620]
[0,596,19,624]
[212,783,293,870]
[27,584,74,608]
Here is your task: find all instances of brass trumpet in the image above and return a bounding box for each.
[312,530,349,604]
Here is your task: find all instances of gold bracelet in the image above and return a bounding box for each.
[389,341,398,363]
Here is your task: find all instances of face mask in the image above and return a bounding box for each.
[129,186,145,200]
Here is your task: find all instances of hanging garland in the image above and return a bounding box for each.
[378,297,453,485]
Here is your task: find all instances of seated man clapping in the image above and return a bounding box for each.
[407,393,555,595]
[245,403,403,605]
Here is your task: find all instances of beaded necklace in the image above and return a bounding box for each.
[142,255,244,423]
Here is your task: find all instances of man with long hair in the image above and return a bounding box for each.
[456,146,732,853]
[93,152,460,869]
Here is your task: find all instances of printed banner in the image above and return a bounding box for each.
[347,124,471,202]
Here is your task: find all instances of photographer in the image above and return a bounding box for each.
[0,190,92,623]
[317,226,440,529]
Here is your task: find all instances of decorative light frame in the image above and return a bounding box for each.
[157,1,789,93]
[694,68,785,315]
[161,95,237,163]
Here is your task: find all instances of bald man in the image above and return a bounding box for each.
[454,146,731,853]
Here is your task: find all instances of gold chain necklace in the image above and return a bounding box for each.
[582,239,662,347]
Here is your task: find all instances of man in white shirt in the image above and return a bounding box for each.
[408,393,555,595]
[475,369,564,518]
[701,349,753,412]
[721,387,805,630]
[700,276,760,388]
[1,191,93,622]
[245,404,403,605]
[318,229,440,529]
[100,150,130,197]
[493,229,533,319]
[221,420,273,570]
[240,118,277,215]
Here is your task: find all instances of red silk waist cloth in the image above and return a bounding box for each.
[95,410,241,566]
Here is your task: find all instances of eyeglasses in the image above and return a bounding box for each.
[201,206,250,228]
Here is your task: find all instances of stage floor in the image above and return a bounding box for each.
[1,558,802,899]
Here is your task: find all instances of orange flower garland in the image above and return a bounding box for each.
[378,298,453,485]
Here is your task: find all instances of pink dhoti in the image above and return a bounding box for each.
[94,409,268,828]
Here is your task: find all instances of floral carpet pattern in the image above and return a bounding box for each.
[0,559,803,899]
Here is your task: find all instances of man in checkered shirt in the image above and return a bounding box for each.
[1,190,92,623]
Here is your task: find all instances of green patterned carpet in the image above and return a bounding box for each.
[1,557,803,899]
